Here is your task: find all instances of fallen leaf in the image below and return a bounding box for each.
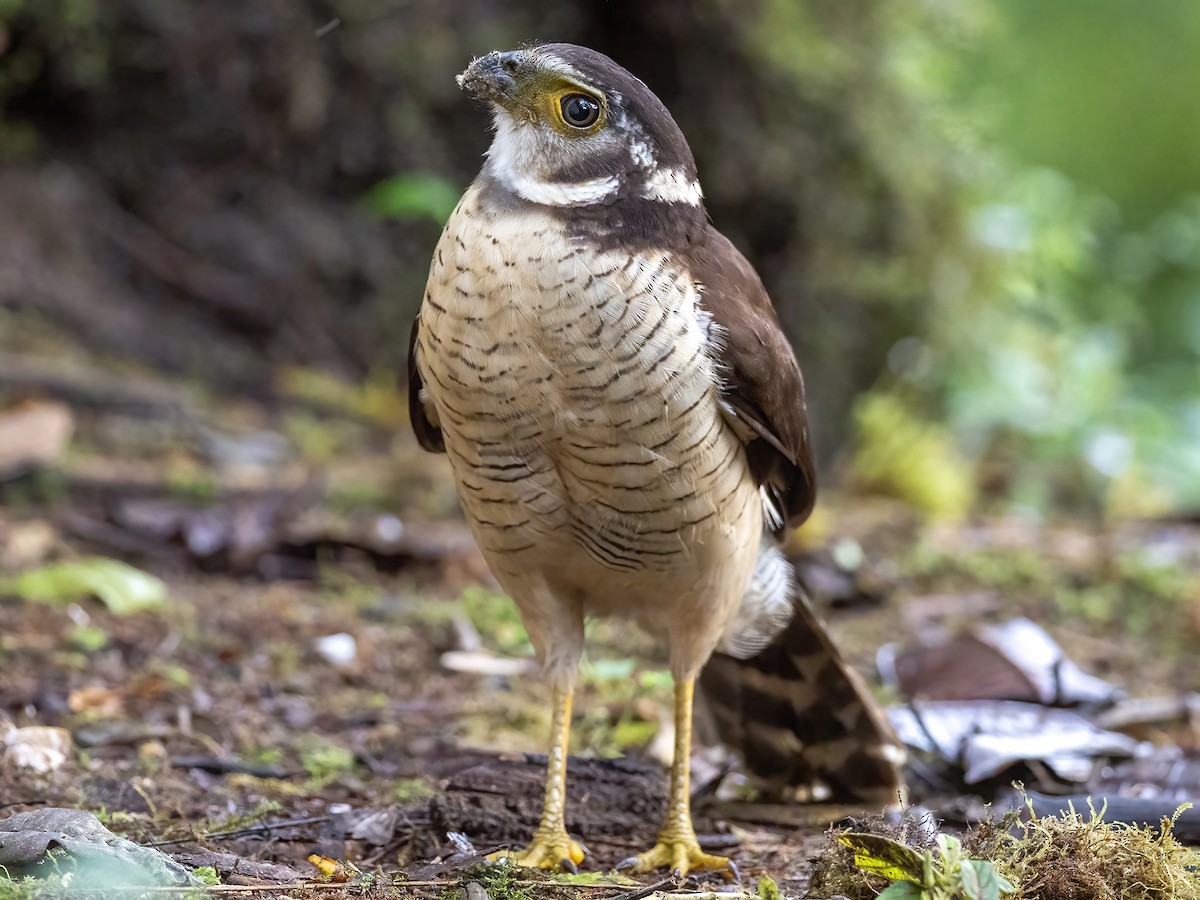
[68,685,125,717]
[306,854,355,882]
[837,833,926,884]
[3,557,167,615]
[888,700,1139,785]
[880,617,1117,706]
[0,400,74,480]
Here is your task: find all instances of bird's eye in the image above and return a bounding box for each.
[560,94,600,128]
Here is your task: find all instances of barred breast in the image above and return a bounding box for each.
[414,183,763,678]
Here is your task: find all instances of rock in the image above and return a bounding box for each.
[0,808,198,887]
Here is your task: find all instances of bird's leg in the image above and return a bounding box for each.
[618,679,735,878]
[488,683,586,872]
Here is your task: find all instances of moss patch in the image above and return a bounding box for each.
[808,798,1200,900]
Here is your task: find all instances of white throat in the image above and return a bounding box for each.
[485,113,619,207]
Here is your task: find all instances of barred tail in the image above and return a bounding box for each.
[699,589,906,805]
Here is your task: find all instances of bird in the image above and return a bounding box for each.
[408,43,903,876]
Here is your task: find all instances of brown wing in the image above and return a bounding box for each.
[693,232,904,804]
[407,316,445,453]
[690,226,816,531]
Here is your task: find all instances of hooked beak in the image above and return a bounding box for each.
[456,50,527,105]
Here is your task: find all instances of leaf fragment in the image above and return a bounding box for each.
[961,859,1016,900]
[5,558,167,615]
[837,832,926,883]
[307,854,354,882]
[877,881,926,899]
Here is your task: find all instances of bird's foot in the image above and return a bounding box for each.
[487,826,586,873]
[616,828,736,879]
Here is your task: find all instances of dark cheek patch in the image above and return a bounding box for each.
[546,142,628,184]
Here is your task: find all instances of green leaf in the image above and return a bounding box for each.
[960,857,981,900]
[837,833,926,883]
[935,832,962,862]
[361,172,460,224]
[960,859,1016,900]
[931,830,960,868]
[70,624,109,652]
[877,881,925,900]
[757,873,781,900]
[5,558,167,615]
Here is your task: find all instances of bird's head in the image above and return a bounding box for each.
[458,44,702,210]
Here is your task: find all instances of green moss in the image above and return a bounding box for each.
[164,471,220,505]
[314,567,383,611]
[242,745,285,769]
[982,799,1200,900]
[0,875,65,899]
[452,862,534,900]
[393,777,437,804]
[548,870,636,886]
[202,800,282,837]
[300,738,357,786]
[903,538,1199,656]
[459,586,532,657]
[192,866,220,885]
[282,410,358,464]
[812,798,1200,900]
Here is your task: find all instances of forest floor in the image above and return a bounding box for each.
[2,329,1199,898]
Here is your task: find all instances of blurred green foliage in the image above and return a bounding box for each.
[924,175,1200,516]
[362,172,460,224]
[0,0,109,102]
[848,392,975,518]
[953,0,1200,224]
[841,0,1200,518]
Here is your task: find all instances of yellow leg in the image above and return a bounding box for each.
[618,679,735,878]
[488,684,586,872]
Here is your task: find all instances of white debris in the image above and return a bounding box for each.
[315,632,358,668]
[2,724,73,773]
[439,650,537,677]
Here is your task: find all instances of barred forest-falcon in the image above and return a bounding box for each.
[409,44,904,876]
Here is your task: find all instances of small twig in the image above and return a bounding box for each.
[150,815,330,847]
[607,875,677,900]
[314,18,342,39]
[56,885,373,895]
[54,884,450,895]
[50,878,740,897]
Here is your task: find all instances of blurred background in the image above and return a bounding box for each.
[2,0,1198,520]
